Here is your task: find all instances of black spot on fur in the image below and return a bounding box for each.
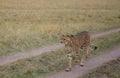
[70,35,74,37]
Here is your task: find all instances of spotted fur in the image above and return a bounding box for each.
[60,31,97,71]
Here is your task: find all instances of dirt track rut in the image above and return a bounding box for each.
[45,46,120,78]
[0,28,120,66]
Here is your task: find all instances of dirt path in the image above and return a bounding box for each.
[45,46,120,78]
[0,28,120,65]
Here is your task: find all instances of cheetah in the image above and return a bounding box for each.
[60,31,98,71]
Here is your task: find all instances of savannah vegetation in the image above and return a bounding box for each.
[0,0,120,78]
[0,32,120,78]
[80,57,120,78]
[0,0,120,56]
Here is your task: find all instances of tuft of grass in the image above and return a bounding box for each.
[80,57,120,78]
[0,32,120,78]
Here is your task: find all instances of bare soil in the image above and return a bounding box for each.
[45,46,120,78]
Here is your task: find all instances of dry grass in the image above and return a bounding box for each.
[0,0,120,78]
[1,0,120,10]
[0,0,120,56]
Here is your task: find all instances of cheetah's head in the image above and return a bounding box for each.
[60,35,74,44]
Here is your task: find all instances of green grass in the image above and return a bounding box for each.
[80,57,120,78]
[0,32,120,78]
[0,0,120,56]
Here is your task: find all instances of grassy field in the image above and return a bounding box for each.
[1,0,120,10]
[80,57,120,78]
[0,32,120,78]
[0,0,120,56]
[0,0,120,78]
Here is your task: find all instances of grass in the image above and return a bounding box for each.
[0,0,120,56]
[0,0,119,77]
[1,0,120,10]
[0,32,120,78]
[80,57,120,78]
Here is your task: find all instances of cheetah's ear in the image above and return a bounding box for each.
[70,35,74,37]
[66,35,70,37]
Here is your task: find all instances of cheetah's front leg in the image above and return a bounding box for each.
[80,46,88,66]
[75,49,80,63]
[65,51,72,72]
